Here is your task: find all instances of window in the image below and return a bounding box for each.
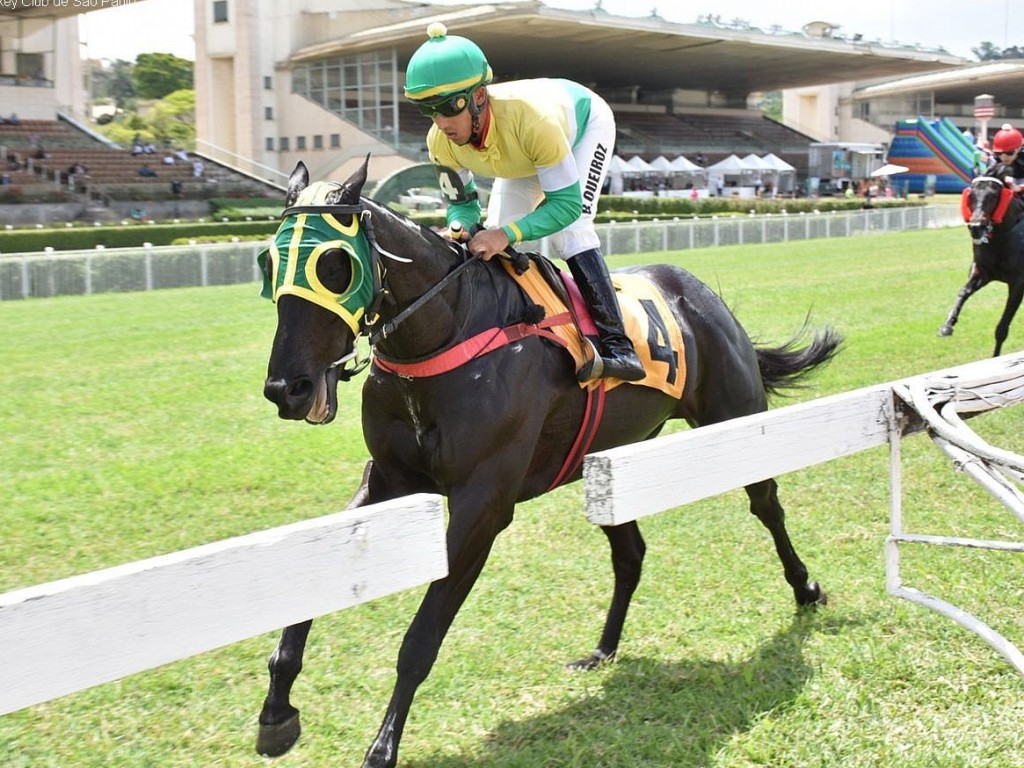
[313,135,323,150]
[264,76,272,90]
[265,137,274,151]
[279,136,290,152]
[264,106,273,120]
[296,136,306,150]
[213,1,228,23]
[330,134,341,149]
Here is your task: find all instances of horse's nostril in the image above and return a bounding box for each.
[286,377,313,401]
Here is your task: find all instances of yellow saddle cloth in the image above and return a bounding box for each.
[501,259,686,398]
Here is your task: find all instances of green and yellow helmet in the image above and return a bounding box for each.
[404,22,493,104]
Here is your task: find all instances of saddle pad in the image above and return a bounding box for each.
[502,260,686,398]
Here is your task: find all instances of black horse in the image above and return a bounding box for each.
[939,168,1024,356]
[258,157,841,768]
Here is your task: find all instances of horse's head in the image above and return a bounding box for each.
[962,171,1015,245]
[260,158,376,424]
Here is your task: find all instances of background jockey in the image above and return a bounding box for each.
[984,124,1024,192]
[403,22,645,383]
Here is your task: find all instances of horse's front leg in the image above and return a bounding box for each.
[363,488,515,768]
[255,460,376,758]
[939,267,988,336]
[256,620,313,756]
[993,281,1024,356]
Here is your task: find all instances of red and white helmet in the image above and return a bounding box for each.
[992,126,1023,154]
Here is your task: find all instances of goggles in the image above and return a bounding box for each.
[414,89,474,118]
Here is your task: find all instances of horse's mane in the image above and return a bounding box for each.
[988,161,1015,181]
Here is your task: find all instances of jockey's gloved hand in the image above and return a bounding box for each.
[447,221,470,241]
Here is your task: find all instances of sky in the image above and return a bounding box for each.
[77,0,1022,63]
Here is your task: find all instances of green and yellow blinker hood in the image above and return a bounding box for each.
[259,181,376,335]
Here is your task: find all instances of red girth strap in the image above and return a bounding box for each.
[372,312,607,492]
[546,381,607,492]
[372,313,571,378]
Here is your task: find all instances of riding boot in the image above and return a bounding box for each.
[567,249,646,382]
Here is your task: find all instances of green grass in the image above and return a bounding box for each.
[3,227,1024,767]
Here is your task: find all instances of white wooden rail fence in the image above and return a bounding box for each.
[0,493,447,716]
[5,355,1024,720]
[584,352,1024,677]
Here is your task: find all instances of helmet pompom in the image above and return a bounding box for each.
[427,22,447,39]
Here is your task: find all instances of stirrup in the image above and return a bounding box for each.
[576,338,605,382]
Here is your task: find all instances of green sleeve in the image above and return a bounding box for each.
[501,182,583,244]
[445,178,482,230]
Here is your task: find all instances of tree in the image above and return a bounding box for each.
[147,90,196,148]
[132,53,193,99]
[972,41,1024,60]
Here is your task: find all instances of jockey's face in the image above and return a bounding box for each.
[432,108,473,145]
[432,87,485,146]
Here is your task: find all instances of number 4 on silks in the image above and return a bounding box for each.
[641,298,678,384]
[435,165,479,204]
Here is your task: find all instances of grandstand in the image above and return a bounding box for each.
[0,117,277,222]
[0,0,980,219]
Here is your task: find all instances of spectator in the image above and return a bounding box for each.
[192,158,205,177]
[162,153,176,165]
[170,179,183,197]
[137,163,158,178]
[174,148,189,162]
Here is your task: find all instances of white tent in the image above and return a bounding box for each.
[761,153,796,172]
[607,154,639,194]
[669,155,705,174]
[759,153,797,194]
[648,155,675,173]
[626,155,655,174]
[707,154,755,175]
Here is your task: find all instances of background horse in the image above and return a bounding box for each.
[939,168,1024,356]
[258,157,841,768]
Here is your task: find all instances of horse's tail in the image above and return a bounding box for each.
[755,323,843,397]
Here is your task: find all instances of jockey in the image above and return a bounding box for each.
[984,124,1024,191]
[403,22,645,383]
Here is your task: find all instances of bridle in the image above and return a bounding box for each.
[277,199,480,380]
[962,175,1014,245]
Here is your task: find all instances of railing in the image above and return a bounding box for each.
[584,352,1024,678]
[0,206,962,301]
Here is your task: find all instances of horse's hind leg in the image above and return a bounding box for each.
[256,620,313,756]
[746,477,825,607]
[567,520,646,670]
[992,282,1024,356]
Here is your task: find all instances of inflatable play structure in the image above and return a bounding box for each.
[887,116,985,194]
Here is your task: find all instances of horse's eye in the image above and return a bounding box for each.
[316,248,353,294]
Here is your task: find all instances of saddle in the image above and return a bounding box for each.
[500,253,686,398]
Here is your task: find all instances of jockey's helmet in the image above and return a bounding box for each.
[992,126,1023,154]
[404,23,492,113]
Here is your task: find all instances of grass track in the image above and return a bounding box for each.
[2,226,1024,767]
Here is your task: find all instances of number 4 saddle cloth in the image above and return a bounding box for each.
[500,255,686,398]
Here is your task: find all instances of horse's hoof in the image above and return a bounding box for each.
[795,581,827,608]
[256,712,301,757]
[565,649,615,671]
[938,326,953,337]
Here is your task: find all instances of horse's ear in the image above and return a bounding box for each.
[285,161,309,207]
[337,154,371,203]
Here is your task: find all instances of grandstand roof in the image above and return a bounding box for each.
[290,2,966,98]
[853,59,1024,110]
